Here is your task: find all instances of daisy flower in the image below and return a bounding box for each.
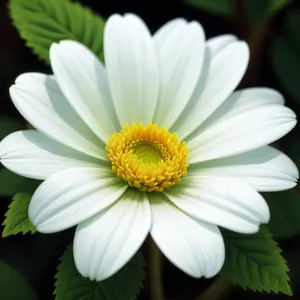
[0,14,298,281]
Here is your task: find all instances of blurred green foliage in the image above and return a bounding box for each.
[184,0,234,18]
[184,0,291,26]
[271,10,300,104]
[0,169,40,197]
[0,261,37,300]
[245,0,291,28]
[265,190,300,238]
[0,117,22,140]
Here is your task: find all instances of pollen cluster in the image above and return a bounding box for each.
[106,123,189,192]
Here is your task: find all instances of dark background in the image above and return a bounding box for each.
[1,0,300,299]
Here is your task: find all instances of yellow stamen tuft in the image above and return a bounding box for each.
[106,123,189,192]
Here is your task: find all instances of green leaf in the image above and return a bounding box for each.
[54,246,145,300]
[0,260,37,300]
[271,10,300,104]
[2,193,36,237]
[183,0,233,18]
[264,189,300,238]
[221,226,292,295]
[9,0,106,64]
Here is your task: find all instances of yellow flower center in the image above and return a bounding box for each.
[106,123,189,192]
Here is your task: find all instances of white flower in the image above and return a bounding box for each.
[0,14,298,281]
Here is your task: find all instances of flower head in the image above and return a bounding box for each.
[0,13,298,281]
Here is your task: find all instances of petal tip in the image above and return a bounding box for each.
[262,206,271,224]
[49,43,60,61]
[106,13,123,25]
[50,42,60,51]
[239,41,250,61]
[8,84,16,95]
[59,39,82,48]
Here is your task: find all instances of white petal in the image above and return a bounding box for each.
[153,20,205,129]
[9,73,106,160]
[172,40,249,139]
[50,40,119,144]
[188,104,296,163]
[206,34,237,55]
[165,178,270,234]
[148,193,224,278]
[0,130,105,180]
[29,167,127,233]
[104,14,159,125]
[188,146,298,192]
[74,189,151,281]
[153,18,187,46]
[194,87,285,134]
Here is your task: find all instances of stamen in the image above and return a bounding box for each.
[106,123,189,192]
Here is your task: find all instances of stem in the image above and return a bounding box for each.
[234,0,250,38]
[233,0,270,87]
[148,237,165,300]
[193,277,232,300]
